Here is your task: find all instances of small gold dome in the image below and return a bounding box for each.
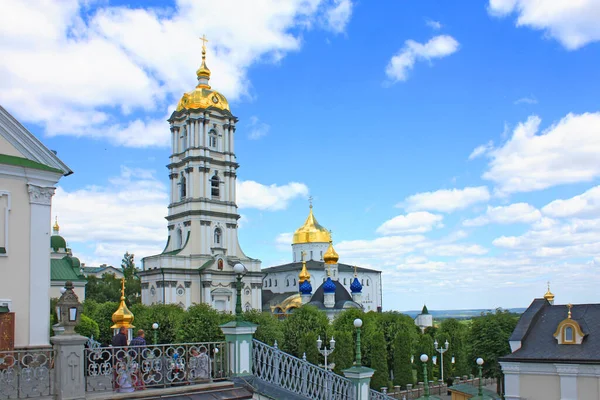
[271,293,302,314]
[299,260,311,283]
[544,282,555,303]
[292,206,331,244]
[323,241,339,264]
[53,216,59,232]
[111,279,135,329]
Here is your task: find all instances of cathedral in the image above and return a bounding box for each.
[139,40,262,313]
[262,204,383,320]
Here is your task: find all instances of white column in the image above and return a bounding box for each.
[556,364,578,400]
[230,122,235,154]
[500,362,521,400]
[27,184,55,347]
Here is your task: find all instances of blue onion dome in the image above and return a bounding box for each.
[350,277,363,294]
[323,277,336,294]
[299,280,313,295]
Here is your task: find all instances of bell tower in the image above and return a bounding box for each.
[141,37,262,313]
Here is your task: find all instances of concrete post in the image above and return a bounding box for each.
[220,320,257,376]
[343,366,375,400]
[51,334,88,400]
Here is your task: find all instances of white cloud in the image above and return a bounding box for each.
[400,186,490,213]
[468,140,494,160]
[542,185,600,219]
[385,35,459,83]
[425,19,442,30]
[514,96,538,105]
[482,113,600,194]
[236,181,309,211]
[324,0,353,33]
[488,0,600,50]
[53,166,169,265]
[275,232,293,251]
[247,116,270,140]
[0,0,353,147]
[424,244,488,257]
[463,203,541,227]
[376,212,443,235]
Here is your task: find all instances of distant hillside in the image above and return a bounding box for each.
[402,308,526,320]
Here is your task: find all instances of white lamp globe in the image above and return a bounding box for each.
[353,318,363,328]
[420,354,428,363]
[60,287,67,294]
[152,322,159,330]
[233,263,245,274]
[476,357,484,366]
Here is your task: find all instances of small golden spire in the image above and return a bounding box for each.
[53,216,59,233]
[567,303,573,319]
[299,257,311,283]
[323,239,339,264]
[309,196,313,209]
[111,278,135,329]
[196,34,211,87]
[544,281,555,303]
[354,265,358,278]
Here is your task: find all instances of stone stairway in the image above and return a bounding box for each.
[85,381,253,400]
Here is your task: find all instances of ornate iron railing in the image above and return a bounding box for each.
[0,348,55,399]
[84,341,227,393]
[369,388,396,400]
[252,340,355,400]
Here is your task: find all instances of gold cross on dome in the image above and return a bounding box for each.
[308,196,313,208]
[301,251,306,261]
[200,34,209,50]
[121,278,126,297]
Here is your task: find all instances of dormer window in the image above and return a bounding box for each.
[553,304,586,345]
[564,326,574,342]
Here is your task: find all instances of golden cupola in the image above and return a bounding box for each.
[175,35,230,112]
[544,282,555,304]
[299,259,311,283]
[292,205,331,244]
[323,240,339,264]
[111,279,135,329]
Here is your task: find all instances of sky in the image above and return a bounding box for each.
[2,0,600,312]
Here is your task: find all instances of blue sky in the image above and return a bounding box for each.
[2,0,600,311]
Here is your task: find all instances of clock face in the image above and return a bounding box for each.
[212,95,219,104]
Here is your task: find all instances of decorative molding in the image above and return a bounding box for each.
[202,281,212,288]
[200,220,212,226]
[198,166,210,173]
[183,221,191,227]
[27,184,55,205]
[141,283,149,289]
[169,173,178,180]
[185,167,194,173]
[168,225,174,231]
[184,281,191,288]
[226,223,237,229]
[251,283,263,289]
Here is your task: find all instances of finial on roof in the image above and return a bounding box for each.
[308,195,313,209]
[53,216,59,233]
[196,34,211,86]
[567,303,572,319]
[354,265,358,277]
[544,281,555,303]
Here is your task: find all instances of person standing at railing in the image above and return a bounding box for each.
[128,330,147,391]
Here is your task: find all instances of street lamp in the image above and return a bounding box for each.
[354,318,363,367]
[476,358,484,396]
[434,339,449,382]
[56,281,82,335]
[233,263,246,321]
[420,354,430,398]
[317,335,336,371]
[152,322,159,345]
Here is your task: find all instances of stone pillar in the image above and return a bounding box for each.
[220,320,257,376]
[324,292,335,308]
[28,184,55,346]
[51,334,88,400]
[556,364,578,400]
[343,366,375,400]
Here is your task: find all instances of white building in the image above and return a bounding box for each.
[500,287,600,400]
[262,205,383,319]
[414,304,433,332]
[140,42,262,313]
[0,105,72,348]
[81,264,124,279]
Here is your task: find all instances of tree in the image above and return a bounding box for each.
[243,310,283,346]
[135,303,186,344]
[281,306,329,357]
[439,319,469,381]
[368,330,389,390]
[121,252,141,305]
[176,303,233,343]
[469,309,519,394]
[332,330,354,375]
[298,331,320,365]
[85,274,121,303]
[415,334,434,383]
[85,301,119,345]
[393,328,414,388]
[75,314,100,339]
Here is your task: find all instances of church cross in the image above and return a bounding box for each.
[68,357,79,381]
[301,251,306,262]
[200,34,209,50]
[308,196,313,208]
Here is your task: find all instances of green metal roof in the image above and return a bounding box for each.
[422,304,429,314]
[0,154,64,174]
[51,257,86,281]
[51,235,66,250]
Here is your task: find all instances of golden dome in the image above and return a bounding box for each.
[53,216,59,232]
[270,293,302,314]
[299,260,311,283]
[175,35,230,113]
[292,205,331,244]
[323,241,339,264]
[111,279,135,329]
[544,282,555,303]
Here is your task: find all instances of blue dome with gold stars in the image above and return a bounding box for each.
[350,277,363,294]
[323,277,336,294]
[299,280,312,295]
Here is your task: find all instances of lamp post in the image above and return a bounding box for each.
[152,322,159,345]
[317,335,336,371]
[420,354,430,398]
[56,281,83,335]
[354,318,363,366]
[233,263,245,321]
[434,339,449,382]
[476,358,484,396]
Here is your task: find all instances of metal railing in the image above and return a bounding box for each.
[84,342,228,393]
[370,388,396,400]
[252,339,355,400]
[0,348,55,399]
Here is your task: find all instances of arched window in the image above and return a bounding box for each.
[214,228,222,245]
[211,172,220,198]
[366,279,370,286]
[320,251,323,260]
[344,278,347,285]
[286,279,290,287]
[293,278,296,286]
[310,250,313,260]
[269,279,272,287]
[180,173,187,199]
[209,129,218,148]
[176,228,183,249]
[362,279,365,285]
[274,280,278,287]
[565,326,574,342]
[181,126,187,151]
